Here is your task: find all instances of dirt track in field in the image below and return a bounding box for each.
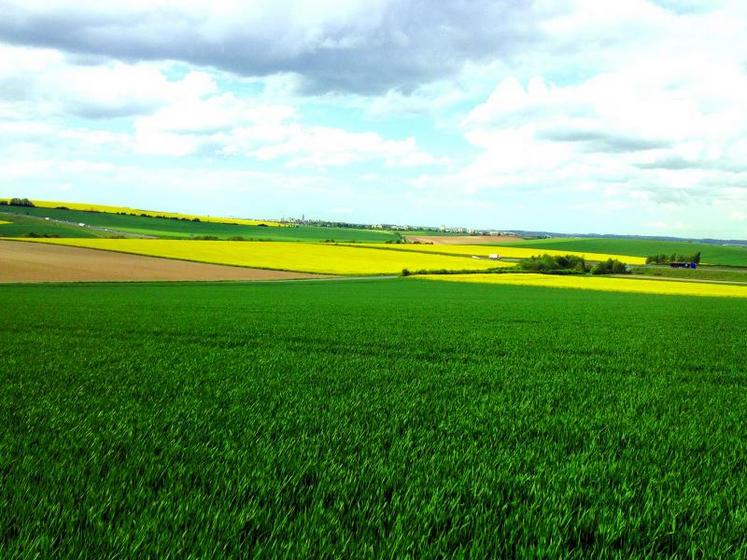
[0,240,326,283]
[405,235,523,245]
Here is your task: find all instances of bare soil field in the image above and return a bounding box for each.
[405,235,523,245]
[0,240,325,283]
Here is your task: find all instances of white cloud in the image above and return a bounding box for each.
[0,0,535,93]
[0,42,439,168]
[251,126,436,168]
[0,44,218,118]
[133,90,438,167]
[450,1,747,228]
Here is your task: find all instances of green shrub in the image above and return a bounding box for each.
[520,254,589,273]
[592,259,628,275]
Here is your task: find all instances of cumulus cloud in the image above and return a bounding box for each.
[0,44,217,118]
[452,0,747,225]
[133,91,438,167]
[0,41,439,169]
[0,0,537,93]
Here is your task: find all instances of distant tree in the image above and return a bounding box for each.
[10,198,34,207]
[591,259,628,275]
[520,254,590,273]
[646,251,701,265]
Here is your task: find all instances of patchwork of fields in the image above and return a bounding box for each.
[0,240,324,283]
[2,280,747,557]
[0,206,397,242]
[356,242,648,265]
[17,238,514,275]
[509,237,747,267]
[3,201,747,556]
[0,199,285,227]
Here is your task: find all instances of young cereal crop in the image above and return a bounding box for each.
[1,279,747,557]
[0,213,103,238]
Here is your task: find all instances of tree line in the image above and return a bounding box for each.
[0,198,35,207]
[519,254,629,275]
[646,252,701,264]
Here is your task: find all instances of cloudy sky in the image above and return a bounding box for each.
[1,0,747,238]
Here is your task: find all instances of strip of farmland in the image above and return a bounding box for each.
[15,238,515,275]
[420,272,747,298]
[0,240,325,283]
[353,242,647,265]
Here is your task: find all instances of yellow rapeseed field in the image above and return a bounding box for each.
[19,238,516,275]
[0,199,284,227]
[355,243,646,265]
[419,273,747,298]
[0,220,11,225]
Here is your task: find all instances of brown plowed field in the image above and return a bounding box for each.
[405,235,523,245]
[0,240,325,283]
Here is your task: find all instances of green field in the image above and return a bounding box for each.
[509,237,747,267]
[630,266,747,283]
[0,211,102,238]
[0,206,398,242]
[2,279,747,557]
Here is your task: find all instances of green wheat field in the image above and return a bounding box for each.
[2,279,746,557]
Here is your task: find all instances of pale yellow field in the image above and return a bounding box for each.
[0,199,284,227]
[419,273,747,298]
[354,243,646,265]
[18,238,516,275]
[0,220,10,225]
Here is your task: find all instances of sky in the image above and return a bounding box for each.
[1,0,746,239]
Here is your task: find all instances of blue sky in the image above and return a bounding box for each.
[1,0,746,238]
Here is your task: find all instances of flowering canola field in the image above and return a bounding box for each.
[421,273,747,298]
[0,220,11,225]
[357,243,646,265]
[0,199,284,227]
[19,238,515,275]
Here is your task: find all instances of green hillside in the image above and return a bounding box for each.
[0,211,102,238]
[0,205,398,242]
